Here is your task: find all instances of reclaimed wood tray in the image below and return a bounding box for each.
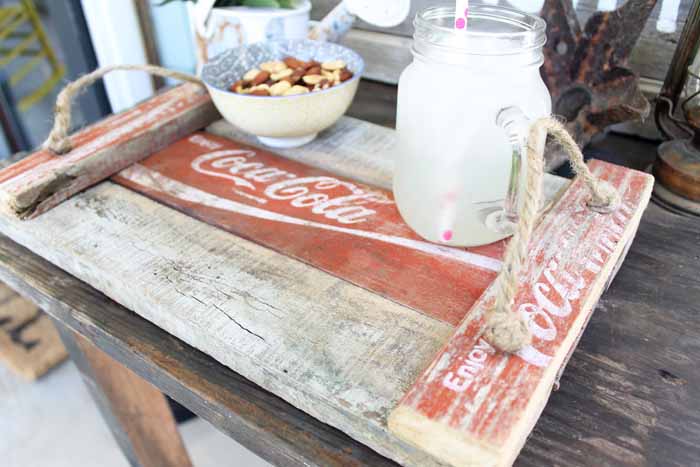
[0,85,653,466]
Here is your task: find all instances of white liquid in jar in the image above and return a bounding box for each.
[393,57,551,247]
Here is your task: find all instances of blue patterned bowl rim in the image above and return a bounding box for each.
[202,39,365,100]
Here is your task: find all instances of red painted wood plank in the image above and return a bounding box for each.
[0,84,217,218]
[113,132,507,326]
[387,160,654,467]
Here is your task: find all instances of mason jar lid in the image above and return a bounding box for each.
[413,4,546,59]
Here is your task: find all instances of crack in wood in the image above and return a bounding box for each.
[157,257,285,320]
[162,273,268,342]
[212,303,266,343]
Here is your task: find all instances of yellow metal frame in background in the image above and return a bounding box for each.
[0,0,65,112]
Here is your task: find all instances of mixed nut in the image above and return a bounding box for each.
[230,56,354,97]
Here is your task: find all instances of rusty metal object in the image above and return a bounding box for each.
[540,0,657,169]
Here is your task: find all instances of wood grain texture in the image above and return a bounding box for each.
[0,82,695,466]
[113,132,505,327]
[514,200,700,467]
[0,111,652,466]
[311,0,689,83]
[0,233,400,467]
[57,325,193,467]
[205,117,569,200]
[0,182,450,466]
[338,30,412,86]
[0,116,566,467]
[388,161,654,466]
[333,27,674,96]
[0,83,218,219]
[207,116,397,190]
[1,195,698,467]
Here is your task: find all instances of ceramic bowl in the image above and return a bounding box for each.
[202,39,364,148]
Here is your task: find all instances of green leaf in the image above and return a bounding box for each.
[241,0,281,7]
[277,0,297,8]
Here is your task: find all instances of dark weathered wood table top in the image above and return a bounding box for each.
[2,80,699,466]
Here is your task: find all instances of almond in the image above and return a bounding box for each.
[271,68,293,81]
[252,70,270,86]
[283,56,305,69]
[331,69,341,84]
[302,74,324,85]
[243,68,260,81]
[230,79,245,92]
[260,60,287,73]
[236,57,349,96]
[269,80,292,96]
[339,69,353,82]
[283,69,305,84]
[304,60,320,70]
[322,59,346,71]
[283,85,310,96]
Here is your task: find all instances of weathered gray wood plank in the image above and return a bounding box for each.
[0,182,450,466]
[0,180,452,466]
[0,232,401,467]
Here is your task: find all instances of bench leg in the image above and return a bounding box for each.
[55,321,193,467]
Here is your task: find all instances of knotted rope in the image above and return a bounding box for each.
[43,65,617,353]
[43,64,203,155]
[483,117,620,353]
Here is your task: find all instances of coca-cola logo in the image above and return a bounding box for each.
[189,138,393,225]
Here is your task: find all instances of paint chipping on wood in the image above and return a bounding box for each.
[388,160,654,467]
[0,111,654,466]
[0,83,218,219]
[113,132,506,327]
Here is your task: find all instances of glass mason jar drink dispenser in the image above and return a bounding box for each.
[393,5,551,247]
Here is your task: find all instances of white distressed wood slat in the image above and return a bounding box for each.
[0,118,449,466]
[0,181,452,466]
[0,83,218,219]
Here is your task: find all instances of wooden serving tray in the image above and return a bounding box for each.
[0,88,653,466]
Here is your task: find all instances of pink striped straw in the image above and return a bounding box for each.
[454,0,469,30]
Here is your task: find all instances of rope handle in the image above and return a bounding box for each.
[483,117,620,353]
[43,65,615,353]
[44,64,203,155]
